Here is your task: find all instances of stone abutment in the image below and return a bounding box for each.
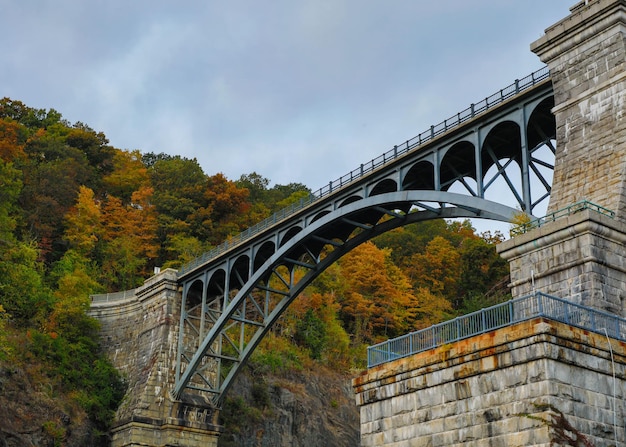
[88,269,222,447]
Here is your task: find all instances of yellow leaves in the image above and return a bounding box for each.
[412,287,454,330]
[102,149,150,202]
[410,236,461,297]
[64,186,102,256]
[330,242,419,342]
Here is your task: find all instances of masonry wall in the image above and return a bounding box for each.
[89,269,221,447]
[531,0,626,221]
[353,318,626,447]
[497,209,626,315]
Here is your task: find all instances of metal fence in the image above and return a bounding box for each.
[509,200,615,236]
[178,67,551,275]
[367,292,626,368]
[90,289,137,303]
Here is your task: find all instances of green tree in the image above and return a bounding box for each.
[0,160,22,244]
[457,236,509,309]
[148,155,207,264]
[295,308,327,360]
[0,240,53,323]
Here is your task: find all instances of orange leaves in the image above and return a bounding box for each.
[0,119,26,162]
[99,186,159,288]
[322,241,418,344]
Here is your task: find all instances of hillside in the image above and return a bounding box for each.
[0,98,510,444]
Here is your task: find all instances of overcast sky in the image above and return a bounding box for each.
[2,1,570,232]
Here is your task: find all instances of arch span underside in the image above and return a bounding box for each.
[173,77,556,407]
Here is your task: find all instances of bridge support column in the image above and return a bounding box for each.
[498,0,626,315]
[531,0,626,220]
[497,209,626,314]
[89,269,222,446]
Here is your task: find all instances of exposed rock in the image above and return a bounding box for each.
[0,364,101,447]
[219,367,359,447]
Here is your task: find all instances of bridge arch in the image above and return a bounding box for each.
[173,69,556,406]
[440,140,477,193]
[370,178,398,196]
[173,190,519,405]
[402,160,435,190]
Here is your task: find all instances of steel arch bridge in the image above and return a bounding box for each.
[173,67,556,406]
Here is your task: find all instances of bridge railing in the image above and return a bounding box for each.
[367,292,626,368]
[178,66,551,275]
[90,289,137,303]
[509,200,616,236]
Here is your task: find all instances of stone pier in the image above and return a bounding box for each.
[353,318,626,446]
[88,269,222,447]
[531,0,626,220]
[498,208,626,315]
[498,0,626,314]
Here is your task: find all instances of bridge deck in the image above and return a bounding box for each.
[179,66,552,276]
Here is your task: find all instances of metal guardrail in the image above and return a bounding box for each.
[367,292,626,368]
[178,66,551,275]
[509,200,615,236]
[90,289,137,303]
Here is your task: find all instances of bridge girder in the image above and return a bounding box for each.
[173,70,557,407]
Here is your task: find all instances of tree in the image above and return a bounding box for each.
[47,249,103,339]
[412,287,454,329]
[101,149,149,202]
[409,236,461,299]
[191,173,251,244]
[99,187,159,290]
[65,123,115,178]
[335,242,418,344]
[0,160,22,244]
[458,236,509,308]
[148,155,207,264]
[0,97,64,130]
[162,233,207,269]
[295,308,327,360]
[0,119,26,161]
[0,240,53,323]
[19,125,94,261]
[64,185,102,258]
[373,220,451,269]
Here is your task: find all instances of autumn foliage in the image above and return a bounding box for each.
[0,98,511,436]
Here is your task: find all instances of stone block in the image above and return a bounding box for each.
[354,319,626,446]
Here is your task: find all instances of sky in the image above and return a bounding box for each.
[1,1,570,233]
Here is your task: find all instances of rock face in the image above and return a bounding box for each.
[219,368,360,447]
[0,364,96,447]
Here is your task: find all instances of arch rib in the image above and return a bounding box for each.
[173,191,519,404]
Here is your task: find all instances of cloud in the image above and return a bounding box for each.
[2,0,568,202]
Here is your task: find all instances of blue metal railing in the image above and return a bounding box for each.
[178,66,551,275]
[367,292,626,368]
[509,200,615,236]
